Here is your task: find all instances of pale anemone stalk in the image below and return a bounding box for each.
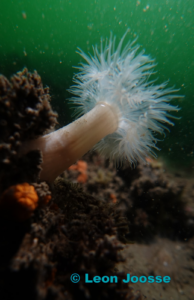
[20,31,180,182]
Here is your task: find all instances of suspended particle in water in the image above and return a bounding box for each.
[143,5,150,12]
[87,23,93,30]
[22,11,27,19]
[23,48,27,56]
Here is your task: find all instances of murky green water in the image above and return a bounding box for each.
[0,0,193,170]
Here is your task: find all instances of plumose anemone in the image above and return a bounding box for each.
[20,31,181,182]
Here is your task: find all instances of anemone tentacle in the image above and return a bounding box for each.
[69,31,181,165]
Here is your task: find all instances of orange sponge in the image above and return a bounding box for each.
[0,183,39,221]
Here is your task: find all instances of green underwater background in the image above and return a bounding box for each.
[0,0,194,171]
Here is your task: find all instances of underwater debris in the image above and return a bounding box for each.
[94,168,114,185]
[116,162,194,241]
[19,32,181,182]
[145,156,163,168]
[67,151,194,242]
[0,183,38,221]
[0,177,142,300]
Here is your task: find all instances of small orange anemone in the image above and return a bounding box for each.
[68,160,87,172]
[0,183,39,221]
[68,160,88,183]
[77,172,88,183]
[109,193,117,204]
[41,194,52,205]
